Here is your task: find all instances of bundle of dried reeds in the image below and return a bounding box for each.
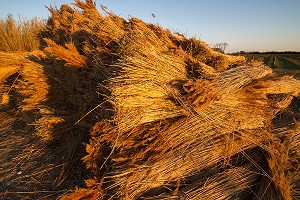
[2,0,299,199]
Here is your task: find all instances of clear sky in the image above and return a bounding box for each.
[1,0,299,53]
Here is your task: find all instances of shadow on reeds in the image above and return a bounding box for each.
[2,0,300,199]
[0,59,92,199]
[0,48,116,199]
[25,42,116,184]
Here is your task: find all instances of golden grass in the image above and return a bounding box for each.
[0,14,44,52]
[0,66,19,83]
[157,166,260,200]
[40,1,298,199]
[1,0,300,199]
[0,65,19,106]
[44,39,86,68]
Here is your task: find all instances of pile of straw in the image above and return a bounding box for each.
[40,1,300,199]
[1,0,299,199]
[39,1,298,199]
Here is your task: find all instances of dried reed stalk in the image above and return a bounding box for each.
[30,1,300,199]
[44,38,86,68]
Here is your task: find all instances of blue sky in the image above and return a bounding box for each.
[1,0,299,53]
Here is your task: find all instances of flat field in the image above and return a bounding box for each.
[242,53,300,77]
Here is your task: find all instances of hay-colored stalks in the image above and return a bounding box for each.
[0,14,44,52]
[39,1,299,199]
[1,0,300,199]
[0,57,20,105]
[43,39,87,68]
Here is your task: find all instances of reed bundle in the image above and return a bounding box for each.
[1,0,299,199]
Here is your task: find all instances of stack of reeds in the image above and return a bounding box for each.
[2,0,299,199]
[37,1,299,199]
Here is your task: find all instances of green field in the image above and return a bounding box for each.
[242,53,300,77]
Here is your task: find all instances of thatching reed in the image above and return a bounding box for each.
[1,0,300,199]
[34,1,299,199]
[38,0,299,199]
[0,54,20,105]
[0,14,44,52]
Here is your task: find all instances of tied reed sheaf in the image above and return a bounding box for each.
[0,0,300,199]
[46,1,298,199]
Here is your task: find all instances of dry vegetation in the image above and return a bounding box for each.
[0,14,44,52]
[1,0,300,199]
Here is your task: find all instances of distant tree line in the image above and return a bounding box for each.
[212,43,228,53]
[237,51,300,54]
